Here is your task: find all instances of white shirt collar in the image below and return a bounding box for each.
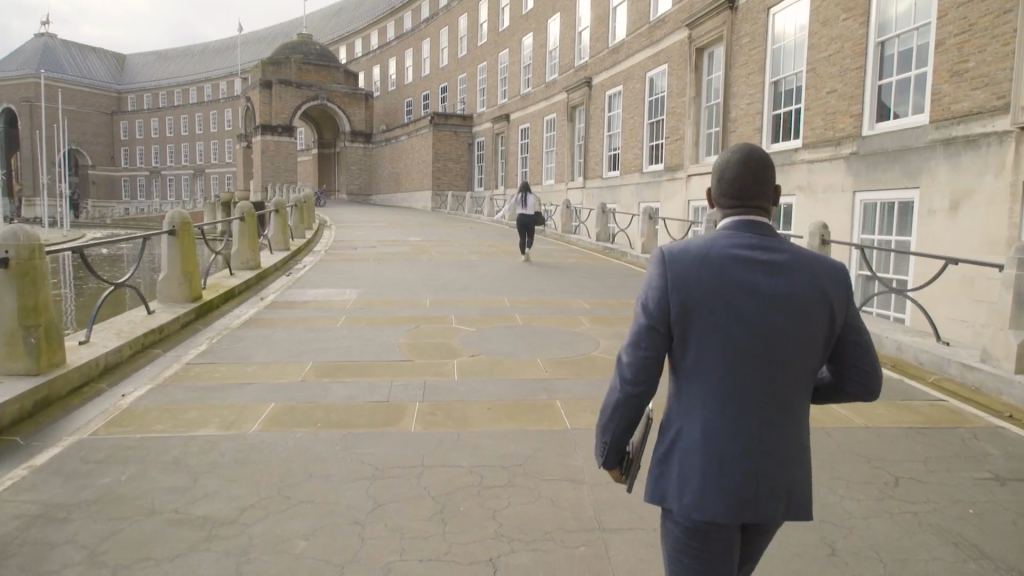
[718,215,772,229]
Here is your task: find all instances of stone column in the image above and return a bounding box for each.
[807,221,831,257]
[270,196,291,251]
[230,201,261,271]
[0,225,67,376]
[981,242,1024,374]
[290,194,306,240]
[157,209,202,304]
[595,203,611,243]
[640,206,659,254]
[559,199,573,234]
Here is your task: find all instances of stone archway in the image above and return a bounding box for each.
[0,106,20,220]
[292,99,352,199]
[59,146,90,220]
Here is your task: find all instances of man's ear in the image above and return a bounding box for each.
[706,187,715,209]
[772,184,782,208]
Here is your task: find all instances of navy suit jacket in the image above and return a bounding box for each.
[594,219,883,524]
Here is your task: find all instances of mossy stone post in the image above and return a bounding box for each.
[807,221,831,257]
[559,199,573,234]
[0,225,67,376]
[270,196,291,251]
[231,201,261,271]
[290,193,307,240]
[304,190,315,231]
[640,206,658,254]
[157,209,202,304]
[595,203,611,243]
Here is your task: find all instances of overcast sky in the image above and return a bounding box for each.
[1,0,338,58]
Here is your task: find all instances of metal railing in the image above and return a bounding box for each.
[255,208,276,255]
[826,238,1004,346]
[608,210,639,249]
[572,206,595,239]
[195,215,241,290]
[542,203,560,228]
[45,229,174,345]
[433,191,449,211]
[451,193,467,213]
[656,216,701,242]
[471,194,486,215]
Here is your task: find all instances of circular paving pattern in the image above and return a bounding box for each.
[459,325,600,359]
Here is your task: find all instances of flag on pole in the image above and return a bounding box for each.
[238,20,243,34]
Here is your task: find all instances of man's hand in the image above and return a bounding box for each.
[606,467,626,484]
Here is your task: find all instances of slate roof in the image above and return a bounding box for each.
[0,0,410,91]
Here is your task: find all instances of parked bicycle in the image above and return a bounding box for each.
[315,186,327,207]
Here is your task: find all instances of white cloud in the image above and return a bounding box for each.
[1,0,338,58]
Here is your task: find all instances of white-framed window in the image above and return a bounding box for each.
[405,49,415,84]
[151,118,159,138]
[224,108,233,131]
[689,200,709,237]
[197,177,204,202]
[189,87,198,104]
[339,45,347,63]
[498,50,510,103]
[422,1,430,21]
[370,29,379,50]
[387,21,395,42]
[235,78,242,96]
[441,27,450,67]
[167,144,175,166]
[576,0,591,65]
[152,177,160,199]
[128,95,137,111]
[457,74,468,113]
[405,11,413,32]
[120,121,129,140]
[355,38,363,58]
[373,65,381,95]
[219,82,228,99]
[166,116,174,137]
[521,33,534,92]
[542,114,557,184]
[422,91,431,115]
[182,176,191,201]
[197,142,205,164]
[440,83,449,111]
[144,94,152,109]
[152,145,160,167]
[174,89,182,106]
[474,138,486,191]
[852,189,918,324]
[651,0,671,19]
[547,14,561,81]
[422,38,431,76]
[120,147,129,167]
[181,115,189,136]
[211,140,219,164]
[196,113,204,134]
[572,104,586,181]
[644,65,668,171]
[458,14,469,57]
[211,175,219,195]
[210,111,218,132]
[358,71,365,89]
[389,58,398,90]
[518,124,530,184]
[639,201,661,237]
[524,0,534,12]
[496,133,506,189]
[500,0,511,30]
[225,139,234,162]
[763,0,809,150]
[864,0,936,134]
[477,62,488,111]
[226,175,234,191]
[771,195,796,235]
[137,177,146,200]
[479,0,489,45]
[136,146,145,167]
[610,0,627,46]
[182,143,190,165]
[135,119,144,138]
[700,44,725,163]
[405,98,414,122]
[204,84,212,101]
[604,87,623,177]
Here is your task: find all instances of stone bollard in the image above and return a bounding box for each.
[559,199,573,234]
[203,201,218,225]
[446,191,455,213]
[157,209,203,304]
[290,194,307,240]
[595,203,611,243]
[304,191,316,231]
[218,199,232,236]
[231,201,261,271]
[465,192,475,215]
[0,225,67,376]
[270,196,291,251]
[640,206,659,254]
[483,193,496,217]
[806,221,831,257]
[702,209,721,236]
[981,242,1024,374]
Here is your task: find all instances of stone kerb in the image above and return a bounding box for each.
[595,203,611,243]
[980,241,1024,374]
[640,206,658,255]
[156,209,203,305]
[0,225,68,376]
[270,196,291,251]
[231,201,262,271]
[290,193,307,239]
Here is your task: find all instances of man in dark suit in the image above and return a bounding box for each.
[595,143,883,575]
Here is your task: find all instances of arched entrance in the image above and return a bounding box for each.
[292,100,351,199]
[59,146,91,219]
[0,106,20,221]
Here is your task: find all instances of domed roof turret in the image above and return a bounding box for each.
[269,33,341,66]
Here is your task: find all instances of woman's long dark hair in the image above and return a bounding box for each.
[518,181,532,209]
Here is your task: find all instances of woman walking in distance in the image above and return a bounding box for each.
[495,181,543,262]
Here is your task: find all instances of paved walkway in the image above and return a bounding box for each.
[1,203,1023,575]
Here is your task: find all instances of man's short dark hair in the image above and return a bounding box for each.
[710,143,777,218]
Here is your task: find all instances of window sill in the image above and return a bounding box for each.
[643,165,665,174]
[764,140,802,153]
[862,116,930,137]
[603,172,621,179]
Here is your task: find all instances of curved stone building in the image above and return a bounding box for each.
[1,0,1023,349]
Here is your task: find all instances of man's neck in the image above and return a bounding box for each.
[718,214,772,229]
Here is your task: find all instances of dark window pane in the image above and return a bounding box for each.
[896,32,915,75]
[879,38,896,80]
[893,76,912,119]
[876,82,894,123]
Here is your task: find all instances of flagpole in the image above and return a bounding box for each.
[303,0,307,33]
[58,89,66,234]
[63,117,70,231]
[53,124,60,231]
[40,70,48,229]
